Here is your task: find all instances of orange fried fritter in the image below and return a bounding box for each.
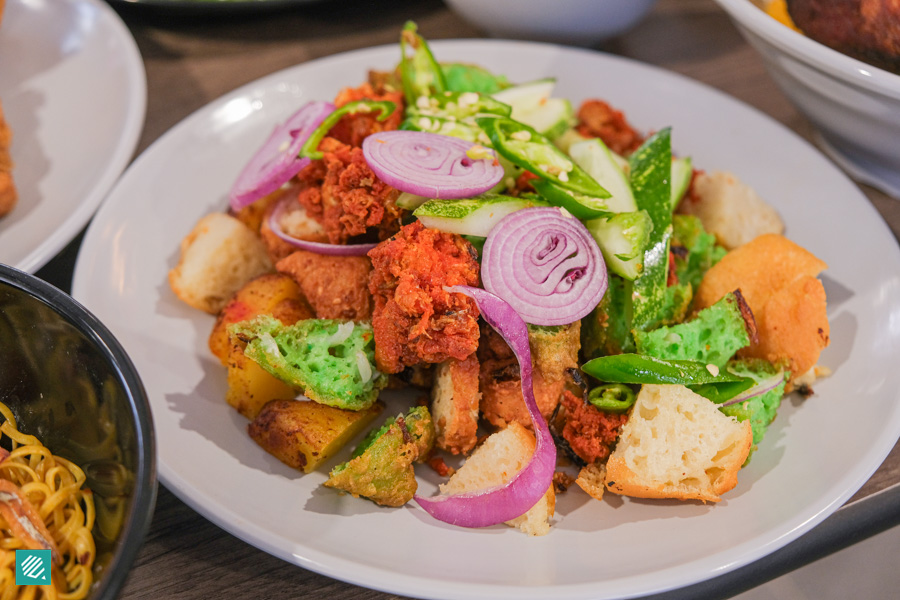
[330,82,405,149]
[296,137,403,245]
[276,249,373,321]
[575,99,645,156]
[558,390,628,466]
[368,222,481,374]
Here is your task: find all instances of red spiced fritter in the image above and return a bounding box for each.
[368,222,481,374]
[296,137,404,245]
[559,390,628,465]
[575,99,645,156]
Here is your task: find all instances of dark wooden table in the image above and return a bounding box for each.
[34,0,900,598]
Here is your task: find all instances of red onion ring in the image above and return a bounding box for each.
[361,130,503,199]
[720,371,786,407]
[481,207,608,326]
[268,196,377,256]
[414,285,556,528]
[229,101,335,212]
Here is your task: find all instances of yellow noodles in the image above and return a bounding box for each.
[0,402,95,600]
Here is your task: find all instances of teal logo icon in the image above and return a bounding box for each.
[15,549,51,585]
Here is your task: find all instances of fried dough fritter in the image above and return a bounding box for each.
[0,99,17,218]
[276,249,373,321]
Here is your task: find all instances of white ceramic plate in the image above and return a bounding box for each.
[71,41,900,599]
[0,0,145,273]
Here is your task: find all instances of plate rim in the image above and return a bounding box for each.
[72,38,900,599]
[2,0,147,273]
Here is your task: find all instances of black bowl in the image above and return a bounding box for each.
[0,263,156,599]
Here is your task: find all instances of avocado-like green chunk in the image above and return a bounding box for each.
[231,315,386,411]
[326,406,435,507]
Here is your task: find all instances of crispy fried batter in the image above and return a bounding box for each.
[694,233,830,383]
[575,99,645,156]
[296,137,403,245]
[276,249,373,321]
[368,221,481,374]
[0,99,17,218]
[329,82,405,148]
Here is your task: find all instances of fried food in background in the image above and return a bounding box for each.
[0,99,16,218]
[785,0,900,72]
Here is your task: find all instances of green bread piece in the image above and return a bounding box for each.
[672,214,727,291]
[327,406,435,507]
[720,358,788,451]
[634,291,750,368]
[231,315,386,411]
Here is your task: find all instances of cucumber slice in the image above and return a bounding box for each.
[396,192,428,210]
[568,138,637,213]
[553,127,589,154]
[670,156,693,211]
[491,78,555,118]
[413,194,549,237]
[585,210,654,280]
[516,98,574,140]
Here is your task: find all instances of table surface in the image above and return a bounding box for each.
[31,0,900,598]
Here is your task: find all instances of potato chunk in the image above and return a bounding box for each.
[225,339,297,420]
[248,399,383,473]
[209,273,313,365]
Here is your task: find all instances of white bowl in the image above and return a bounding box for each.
[715,0,900,197]
[444,0,659,47]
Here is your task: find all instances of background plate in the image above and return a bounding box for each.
[72,40,900,600]
[0,0,145,273]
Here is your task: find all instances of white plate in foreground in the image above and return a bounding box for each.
[72,41,900,599]
[0,0,145,273]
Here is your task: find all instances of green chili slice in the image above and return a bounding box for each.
[399,21,447,106]
[475,116,608,198]
[580,354,755,403]
[299,100,397,160]
[587,383,636,413]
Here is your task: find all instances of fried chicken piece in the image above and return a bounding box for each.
[368,221,481,374]
[296,137,403,245]
[276,249,373,321]
[329,82,405,149]
[575,99,645,156]
[0,99,17,218]
[788,0,900,72]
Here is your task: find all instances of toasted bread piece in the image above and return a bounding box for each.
[694,233,829,382]
[576,462,607,501]
[678,171,784,250]
[440,422,555,536]
[169,213,273,314]
[605,384,752,503]
[0,98,17,218]
[431,355,481,455]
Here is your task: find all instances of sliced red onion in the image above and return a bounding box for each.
[414,285,556,528]
[481,207,607,326]
[268,196,377,256]
[720,371,786,407]
[229,101,335,211]
[362,130,503,199]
